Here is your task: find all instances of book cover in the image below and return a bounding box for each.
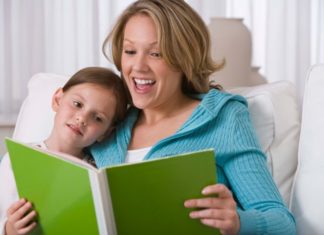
[6,138,219,235]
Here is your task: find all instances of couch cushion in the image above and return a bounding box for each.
[229,81,300,205]
[290,64,324,234]
[13,73,69,142]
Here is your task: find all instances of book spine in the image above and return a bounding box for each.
[89,170,117,235]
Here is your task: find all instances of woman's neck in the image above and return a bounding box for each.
[140,94,199,125]
[128,94,200,150]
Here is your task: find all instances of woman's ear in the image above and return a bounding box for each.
[52,88,64,112]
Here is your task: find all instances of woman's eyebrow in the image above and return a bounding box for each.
[123,38,158,46]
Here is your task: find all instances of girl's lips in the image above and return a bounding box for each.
[67,124,83,136]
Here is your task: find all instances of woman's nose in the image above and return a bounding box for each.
[133,54,149,71]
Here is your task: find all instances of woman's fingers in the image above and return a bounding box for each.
[184,184,236,209]
[184,184,240,234]
[185,197,224,208]
[189,208,238,231]
[190,208,225,220]
[202,184,233,198]
[185,197,236,209]
[201,217,238,231]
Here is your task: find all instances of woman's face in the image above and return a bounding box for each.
[121,14,183,110]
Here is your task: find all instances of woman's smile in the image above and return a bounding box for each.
[133,77,156,93]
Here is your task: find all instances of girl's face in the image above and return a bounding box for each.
[121,14,184,110]
[52,83,116,149]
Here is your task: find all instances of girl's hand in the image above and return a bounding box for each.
[184,184,240,235]
[5,198,37,235]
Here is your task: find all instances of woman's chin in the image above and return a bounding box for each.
[132,101,148,109]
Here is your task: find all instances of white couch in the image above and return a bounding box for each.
[6,64,324,233]
[290,64,324,234]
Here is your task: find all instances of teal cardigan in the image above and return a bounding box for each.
[91,89,296,234]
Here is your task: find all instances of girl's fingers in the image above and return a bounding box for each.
[17,221,37,234]
[15,210,37,229]
[7,198,26,216]
[7,200,34,226]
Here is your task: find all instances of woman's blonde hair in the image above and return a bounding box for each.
[102,0,223,94]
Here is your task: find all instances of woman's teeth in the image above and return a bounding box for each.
[134,78,155,85]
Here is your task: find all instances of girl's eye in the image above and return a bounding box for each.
[73,101,82,108]
[94,116,103,123]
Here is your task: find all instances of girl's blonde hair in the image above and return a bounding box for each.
[102,0,223,94]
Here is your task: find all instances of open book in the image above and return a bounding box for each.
[6,138,219,235]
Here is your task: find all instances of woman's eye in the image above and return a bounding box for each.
[124,50,136,55]
[73,101,82,108]
[151,52,161,58]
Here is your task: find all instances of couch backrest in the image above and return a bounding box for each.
[13,73,68,142]
[229,81,300,205]
[13,73,300,206]
[290,64,324,234]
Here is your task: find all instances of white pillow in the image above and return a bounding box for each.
[13,73,69,142]
[13,74,300,206]
[290,64,324,234]
[229,81,300,205]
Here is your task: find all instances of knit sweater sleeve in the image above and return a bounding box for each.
[221,102,296,235]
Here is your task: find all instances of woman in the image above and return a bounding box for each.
[91,0,296,234]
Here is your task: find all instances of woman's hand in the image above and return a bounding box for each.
[5,198,37,235]
[184,184,240,235]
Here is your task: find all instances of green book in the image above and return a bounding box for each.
[6,138,219,235]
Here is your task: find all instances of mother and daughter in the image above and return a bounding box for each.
[0,0,296,234]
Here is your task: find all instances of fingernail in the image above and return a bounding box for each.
[189,212,197,218]
[202,188,208,194]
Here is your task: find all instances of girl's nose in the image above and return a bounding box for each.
[76,115,86,126]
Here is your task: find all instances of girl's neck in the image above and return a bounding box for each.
[44,137,84,159]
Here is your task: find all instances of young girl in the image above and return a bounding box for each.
[0,67,128,235]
